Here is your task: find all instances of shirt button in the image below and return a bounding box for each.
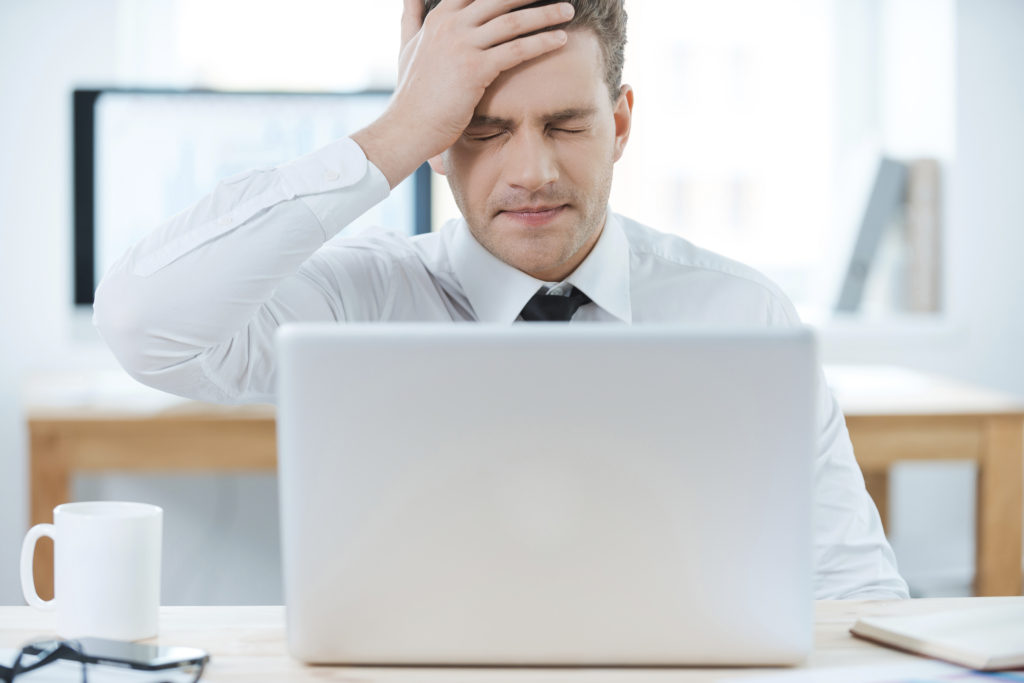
[218,216,232,226]
[325,170,340,181]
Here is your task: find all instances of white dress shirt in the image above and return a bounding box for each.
[94,135,910,601]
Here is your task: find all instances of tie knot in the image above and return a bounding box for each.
[519,287,591,322]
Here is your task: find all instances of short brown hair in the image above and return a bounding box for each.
[422,0,628,101]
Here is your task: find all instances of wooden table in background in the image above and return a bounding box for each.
[2,598,1022,680]
[24,366,1024,600]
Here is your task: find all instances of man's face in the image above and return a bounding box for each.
[430,29,633,282]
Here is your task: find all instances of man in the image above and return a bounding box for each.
[94,0,909,600]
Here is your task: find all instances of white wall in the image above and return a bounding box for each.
[945,0,1024,394]
[824,0,1024,392]
[1,0,1022,604]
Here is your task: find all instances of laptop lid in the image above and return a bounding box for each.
[276,324,816,666]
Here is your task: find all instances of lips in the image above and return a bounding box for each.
[497,204,568,228]
[501,205,565,214]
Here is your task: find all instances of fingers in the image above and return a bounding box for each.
[485,28,569,76]
[401,0,425,48]
[464,0,568,27]
[475,2,574,49]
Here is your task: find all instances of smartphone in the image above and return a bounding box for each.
[28,636,209,671]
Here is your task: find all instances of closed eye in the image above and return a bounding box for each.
[465,129,507,142]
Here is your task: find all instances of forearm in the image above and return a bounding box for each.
[94,137,389,401]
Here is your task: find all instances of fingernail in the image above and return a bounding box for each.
[561,3,575,18]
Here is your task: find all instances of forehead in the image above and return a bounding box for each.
[474,28,608,120]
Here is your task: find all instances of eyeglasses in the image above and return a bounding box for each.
[0,639,206,682]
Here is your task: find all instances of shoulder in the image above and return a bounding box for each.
[301,225,443,296]
[315,225,440,269]
[616,213,800,326]
[295,226,448,321]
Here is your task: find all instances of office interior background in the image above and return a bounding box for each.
[1,0,1022,604]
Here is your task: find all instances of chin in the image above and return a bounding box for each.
[469,217,577,276]
[507,250,573,280]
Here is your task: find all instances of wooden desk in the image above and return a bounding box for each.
[24,366,1024,599]
[1,598,1021,681]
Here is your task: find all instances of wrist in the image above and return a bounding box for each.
[351,113,434,190]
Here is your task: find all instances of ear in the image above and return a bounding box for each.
[612,84,634,163]
[428,153,448,176]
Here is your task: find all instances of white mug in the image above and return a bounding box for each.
[20,501,163,641]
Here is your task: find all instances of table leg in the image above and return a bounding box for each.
[975,416,1024,596]
[28,427,70,602]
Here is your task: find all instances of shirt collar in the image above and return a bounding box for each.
[564,211,632,323]
[448,210,633,324]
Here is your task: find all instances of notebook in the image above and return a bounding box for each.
[851,603,1024,670]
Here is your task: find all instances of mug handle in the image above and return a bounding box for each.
[20,523,56,610]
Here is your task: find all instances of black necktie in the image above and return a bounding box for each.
[519,287,592,321]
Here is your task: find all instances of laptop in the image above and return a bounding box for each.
[275,324,816,666]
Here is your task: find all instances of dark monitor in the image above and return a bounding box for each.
[73,88,432,306]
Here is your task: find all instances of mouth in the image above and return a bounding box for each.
[497,204,568,227]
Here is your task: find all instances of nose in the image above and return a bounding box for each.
[502,130,559,193]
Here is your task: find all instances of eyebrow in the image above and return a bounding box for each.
[467,106,598,129]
